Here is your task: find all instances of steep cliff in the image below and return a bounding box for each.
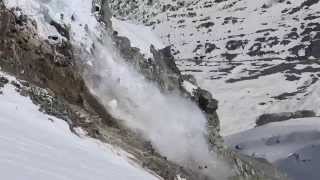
[0,0,287,179]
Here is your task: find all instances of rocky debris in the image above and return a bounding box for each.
[27,86,69,121]
[206,143,289,180]
[150,45,182,91]
[180,74,224,150]
[10,79,78,130]
[0,3,211,180]
[256,110,317,126]
[193,89,218,115]
[0,1,289,179]
[0,5,115,125]
[181,74,198,86]
[111,33,182,92]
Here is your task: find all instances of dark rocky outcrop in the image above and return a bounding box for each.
[0,4,116,127]
[192,88,222,148]
[307,40,320,58]
[256,110,317,126]
[288,0,320,15]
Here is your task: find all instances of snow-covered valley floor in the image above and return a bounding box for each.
[225,117,320,180]
[0,73,159,180]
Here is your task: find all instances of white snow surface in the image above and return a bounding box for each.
[0,73,159,180]
[4,0,102,51]
[225,117,320,163]
[200,72,320,136]
[109,0,320,136]
[111,17,165,58]
[2,0,232,178]
[182,80,198,95]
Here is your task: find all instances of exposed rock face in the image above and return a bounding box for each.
[256,110,316,126]
[0,3,209,180]
[99,0,224,151]
[0,0,119,135]
[0,0,288,179]
[111,34,182,92]
[108,0,320,142]
[103,1,287,179]
[192,88,222,148]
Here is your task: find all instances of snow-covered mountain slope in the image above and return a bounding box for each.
[225,117,320,180]
[0,0,298,179]
[0,73,159,180]
[225,117,320,162]
[4,0,102,51]
[109,0,320,135]
[112,17,165,58]
[1,1,235,179]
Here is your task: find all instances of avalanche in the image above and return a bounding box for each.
[109,0,320,136]
[2,0,232,179]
